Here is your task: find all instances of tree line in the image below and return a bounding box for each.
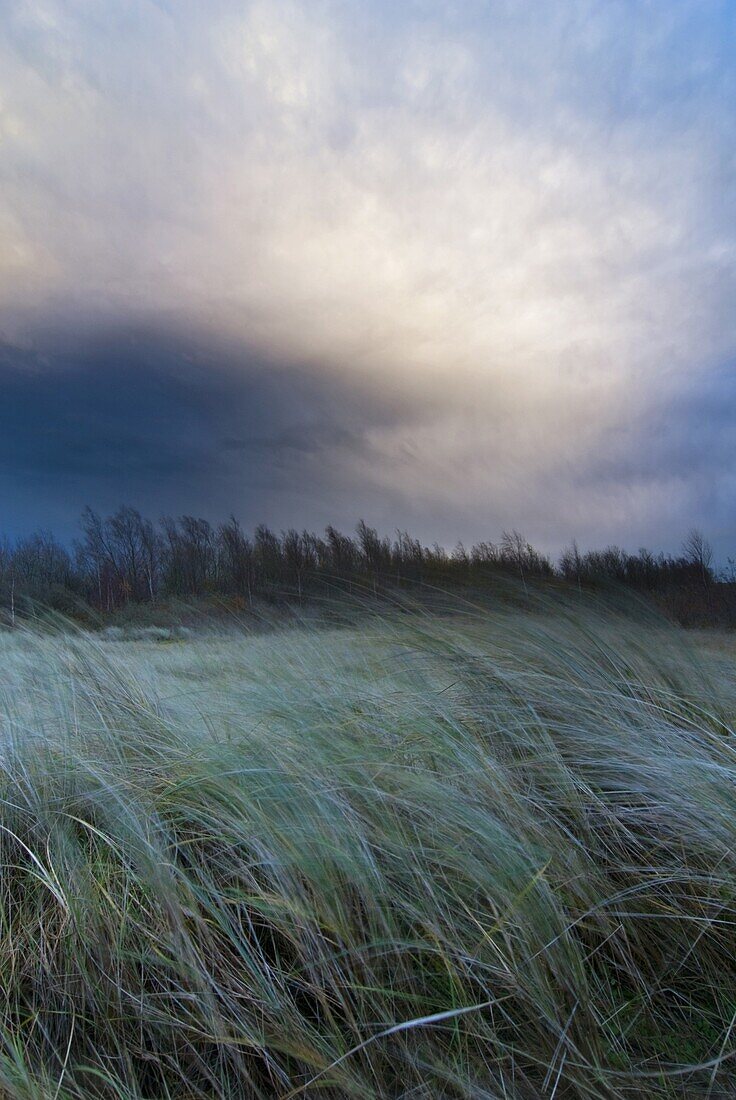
[0,506,723,624]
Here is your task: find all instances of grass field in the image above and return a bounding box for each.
[0,593,735,1098]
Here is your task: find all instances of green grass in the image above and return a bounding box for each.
[0,595,735,1097]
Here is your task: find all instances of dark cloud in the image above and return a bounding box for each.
[0,324,417,539]
[1,321,736,560]
[555,360,736,552]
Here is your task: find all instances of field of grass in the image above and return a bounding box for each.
[0,593,735,1098]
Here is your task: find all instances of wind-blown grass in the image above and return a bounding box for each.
[0,596,735,1097]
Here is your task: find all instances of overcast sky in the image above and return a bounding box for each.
[1,0,735,554]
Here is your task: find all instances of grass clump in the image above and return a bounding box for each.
[0,597,735,1097]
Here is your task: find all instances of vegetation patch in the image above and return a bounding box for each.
[0,598,734,1097]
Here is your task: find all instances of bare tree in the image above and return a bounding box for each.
[559,540,583,589]
[501,529,529,590]
[325,526,357,578]
[281,529,307,598]
[682,528,713,586]
[219,517,254,604]
[78,507,161,606]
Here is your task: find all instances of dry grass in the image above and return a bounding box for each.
[0,595,735,1097]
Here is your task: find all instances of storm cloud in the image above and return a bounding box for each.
[0,324,426,538]
[1,1,735,553]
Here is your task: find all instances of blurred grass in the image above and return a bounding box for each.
[0,594,735,1097]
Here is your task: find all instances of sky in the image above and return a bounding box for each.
[1,0,735,555]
